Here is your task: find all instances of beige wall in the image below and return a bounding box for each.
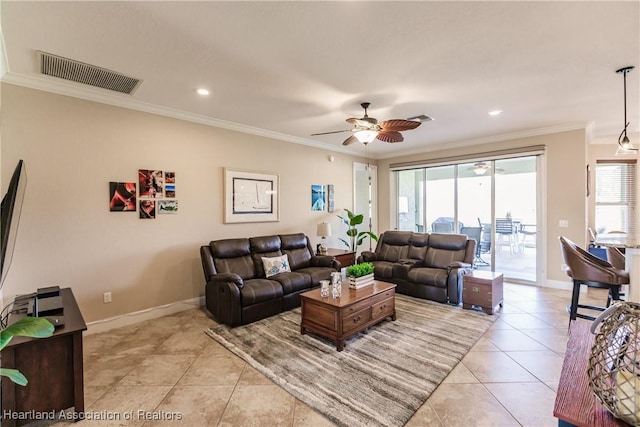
[0,84,366,322]
[377,129,588,283]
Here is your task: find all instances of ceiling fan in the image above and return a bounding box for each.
[311,102,425,146]
[468,162,505,175]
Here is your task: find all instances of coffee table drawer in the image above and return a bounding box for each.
[342,308,372,334]
[371,297,394,319]
[343,288,395,316]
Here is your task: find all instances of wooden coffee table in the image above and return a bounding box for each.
[300,280,396,351]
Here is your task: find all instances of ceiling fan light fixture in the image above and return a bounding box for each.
[616,66,638,153]
[470,162,490,175]
[473,167,488,175]
[355,130,378,144]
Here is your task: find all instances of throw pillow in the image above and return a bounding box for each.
[262,254,291,278]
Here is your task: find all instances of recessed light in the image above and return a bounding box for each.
[488,110,503,116]
[196,88,210,96]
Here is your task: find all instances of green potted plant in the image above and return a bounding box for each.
[337,209,378,253]
[1,316,54,385]
[346,262,375,289]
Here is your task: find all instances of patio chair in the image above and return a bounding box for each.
[460,226,486,267]
[519,223,536,251]
[495,218,518,254]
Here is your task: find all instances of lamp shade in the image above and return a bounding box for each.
[317,222,331,238]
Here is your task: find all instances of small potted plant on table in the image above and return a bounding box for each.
[347,262,374,289]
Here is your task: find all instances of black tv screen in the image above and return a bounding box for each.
[1,159,27,288]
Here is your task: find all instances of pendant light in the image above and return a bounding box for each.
[616,66,637,152]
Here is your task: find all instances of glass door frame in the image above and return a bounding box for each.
[393,154,545,285]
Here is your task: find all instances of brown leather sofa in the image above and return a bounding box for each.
[200,233,340,326]
[358,231,475,305]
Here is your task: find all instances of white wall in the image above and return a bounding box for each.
[1,84,367,322]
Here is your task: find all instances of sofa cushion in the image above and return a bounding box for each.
[376,231,412,262]
[372,260,396,279]
[270,271,311,294]
[424,247,467,269]
[240,279,283,306]
[251,235,282,253]
[378,244,408,263]
[407,233,430,261]
[295,266,333,285]
[210,238,255,279]
[407,267,448,288]
[262,255,291,278]
[424,233,468,268]
[281,233,312,270]
[250,235,283,277]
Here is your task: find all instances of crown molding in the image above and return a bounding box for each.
[1,72,358,156]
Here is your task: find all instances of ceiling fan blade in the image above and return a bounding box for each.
[342,135,358,146]
[380,119,421,132]
[376,130,404,143]
[311,129,351,136]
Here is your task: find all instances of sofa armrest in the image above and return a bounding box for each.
[310,255,340,270]
[447,261,472,270]
[359,251,378,263]
[205,276,243,326]
[210,272,244,288]
[445,264,472,305]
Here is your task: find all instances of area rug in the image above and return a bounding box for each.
[205,294,496,427]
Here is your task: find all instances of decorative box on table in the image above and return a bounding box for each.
[349,273,374,289]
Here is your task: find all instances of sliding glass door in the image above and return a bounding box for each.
[394,155,539,283]
[493,157,537,282]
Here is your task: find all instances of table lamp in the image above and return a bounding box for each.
[316,222,331,254]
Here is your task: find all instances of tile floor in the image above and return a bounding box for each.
[48,283,608,426]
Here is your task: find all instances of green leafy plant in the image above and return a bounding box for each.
[346,262,374,278]
[337,209,378,253]
[1,316,54,385]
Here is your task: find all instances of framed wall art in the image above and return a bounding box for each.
[224,168,279,223]
[311,184,326,211]
[327,184,334,213]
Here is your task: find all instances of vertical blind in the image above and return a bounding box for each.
[595,160,637,236]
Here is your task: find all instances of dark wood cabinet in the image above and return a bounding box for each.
[325,248,356,268]
[1,288,86,426]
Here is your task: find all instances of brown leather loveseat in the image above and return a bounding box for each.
[200,233,340,326]
[358,231,475,305]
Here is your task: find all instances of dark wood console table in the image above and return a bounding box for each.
[553,320,628,426]
[1,288,87,426]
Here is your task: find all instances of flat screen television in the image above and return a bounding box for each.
[1,159,27,288]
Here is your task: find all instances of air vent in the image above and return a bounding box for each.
[407,115,434,123]
[38,51,142,94]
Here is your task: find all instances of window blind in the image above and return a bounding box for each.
[595,160,637,236]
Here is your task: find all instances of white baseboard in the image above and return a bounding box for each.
[85,296,205,335]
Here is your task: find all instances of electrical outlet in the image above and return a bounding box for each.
[103,292,112,303]
[559,220,569,228]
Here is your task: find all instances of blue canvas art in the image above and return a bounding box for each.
[311,184,326,211]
